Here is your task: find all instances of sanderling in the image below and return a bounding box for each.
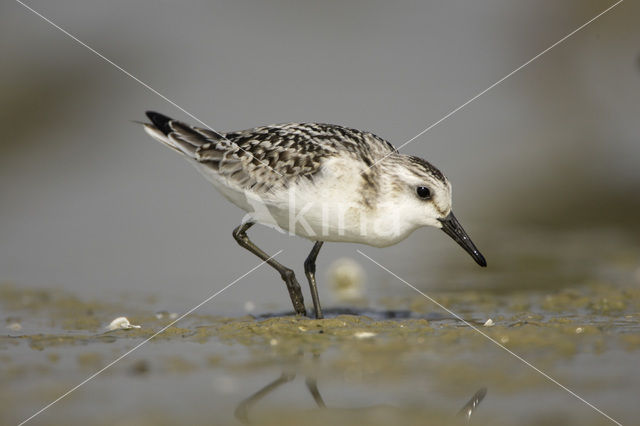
[142,111,486,319]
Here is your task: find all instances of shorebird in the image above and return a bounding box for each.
[142,111,486,319]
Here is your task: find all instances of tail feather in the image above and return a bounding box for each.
[141,111,232,168]
[145,111,173,135]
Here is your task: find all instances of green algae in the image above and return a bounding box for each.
[2,279,639,364]
[0,283,114,332]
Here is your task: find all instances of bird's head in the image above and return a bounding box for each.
[383,155,487,267]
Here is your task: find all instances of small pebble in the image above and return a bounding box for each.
[575,327,584,334]
[483,319,494,327]
[354,331,377,339]
[107,317,141,331]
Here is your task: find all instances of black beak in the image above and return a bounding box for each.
[438,212,487,267]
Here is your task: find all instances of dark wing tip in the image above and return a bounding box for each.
[145,111,173,135]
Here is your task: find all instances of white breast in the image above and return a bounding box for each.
[194,156,417,247]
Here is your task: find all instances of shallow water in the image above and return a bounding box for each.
[1,227,639,426]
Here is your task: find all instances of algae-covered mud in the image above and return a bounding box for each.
[1,228,639,426]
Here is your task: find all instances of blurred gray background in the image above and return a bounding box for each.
[1,0,639,314]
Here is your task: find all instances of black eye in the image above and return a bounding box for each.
[416,186,431,199]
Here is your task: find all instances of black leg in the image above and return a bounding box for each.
[233,222,306,316]
[304,241,324,319]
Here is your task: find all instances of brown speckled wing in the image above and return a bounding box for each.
[145,112,397,193]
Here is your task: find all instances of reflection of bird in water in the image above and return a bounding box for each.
[234,371,325,424]
[458,388,488,421]
[233,356,486,424]
[142,112,486,319]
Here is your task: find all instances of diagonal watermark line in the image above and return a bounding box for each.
[368,0,624,170]
[357,250,623,426]
[18,251,283,426]
[14,0,284,177]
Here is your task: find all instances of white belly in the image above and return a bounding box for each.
[194,157,416,248]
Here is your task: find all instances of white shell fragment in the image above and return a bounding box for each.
[107,316,141,331]
[6,322,22,331]
[354,331,377,339]
[483,319,494,327]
